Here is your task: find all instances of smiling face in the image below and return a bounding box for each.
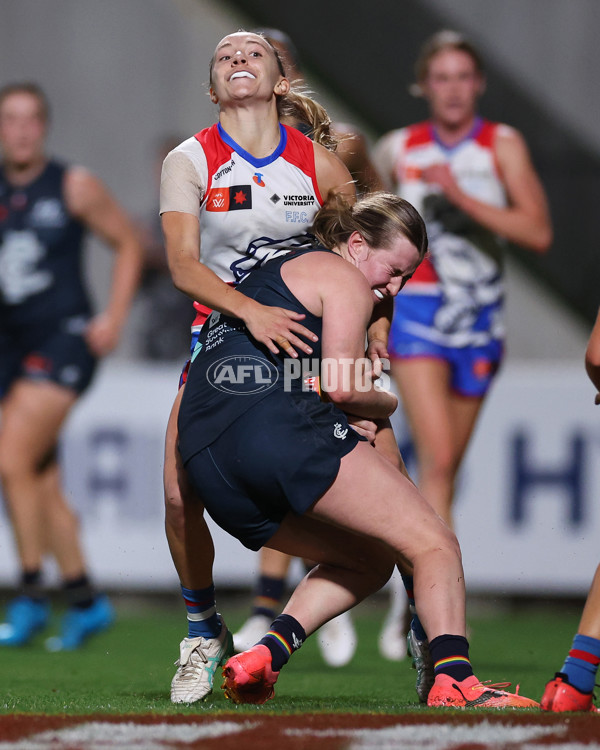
[209,32,288,106]
[349,231,422,304]
[0,90,47,168]
[421,48,484,129]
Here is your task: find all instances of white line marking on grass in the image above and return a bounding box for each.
[0,720,257,749]
[286,721,569,749]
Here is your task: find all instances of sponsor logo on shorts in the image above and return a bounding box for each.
[472,357,494,380]
[206,355,279,394]
[59,365,81,386]
[23,353,52,374]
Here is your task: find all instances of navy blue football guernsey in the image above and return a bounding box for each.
[0,160,89,326]
[178,245,333,461]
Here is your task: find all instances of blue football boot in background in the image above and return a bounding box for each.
[45,595,115,651]
[0,596,50,646]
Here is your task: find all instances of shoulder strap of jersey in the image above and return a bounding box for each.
[405,120,433,149]
[195,123,234,182]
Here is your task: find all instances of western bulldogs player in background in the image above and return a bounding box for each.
[374,29,552,530]
[0,83,142,650]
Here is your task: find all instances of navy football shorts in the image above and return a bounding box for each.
[183,389,364,550]
[0,315,97,399]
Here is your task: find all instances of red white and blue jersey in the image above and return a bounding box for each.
[160,123,323,331]
[379,117,509,350]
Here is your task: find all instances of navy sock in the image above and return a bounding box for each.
[258,614,306,671]
[561,634,600,694]
[401,574,427,640]
[429,634,473,682]
[252,575,285,620]
[20,570,45,603]
[181,584,221,638]
[63,575,95,609]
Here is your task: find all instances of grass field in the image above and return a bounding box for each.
[0,592,583,715]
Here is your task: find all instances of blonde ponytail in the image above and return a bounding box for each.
[278,85,339,152]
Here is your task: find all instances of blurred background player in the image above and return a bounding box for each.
[232,27,395,668]
[373,29,552,692]
[541,307,600,713]
[134,135,191,362]
[0,83,142,650]
[161,30,359,703]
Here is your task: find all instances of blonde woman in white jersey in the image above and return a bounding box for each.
[373,30,552,701]
[159,31,396,704]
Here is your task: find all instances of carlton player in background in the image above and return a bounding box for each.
[0,82,142,650]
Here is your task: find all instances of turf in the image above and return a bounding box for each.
[0,594,581,715]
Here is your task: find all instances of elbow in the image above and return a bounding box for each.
[325,387,370,415]
[325,388,355,411]
[168,260,189,295]
[529,224,553,254]
[586,351,600,374]
[171,275,187,295]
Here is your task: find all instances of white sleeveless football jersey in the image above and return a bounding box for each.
[381,118,508,295]
[161,123,323,330]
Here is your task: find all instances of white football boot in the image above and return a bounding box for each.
[170,618,234,703]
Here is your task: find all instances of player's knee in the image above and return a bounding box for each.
[433,524,462,563]
[164,480,205,539]
[164,481,185,529]
[0,446,35,487]
[408,520,462,570]
[421,447,460,485]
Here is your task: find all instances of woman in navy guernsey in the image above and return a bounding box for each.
[0,83,142,650]
[160,31,397,704]
[176,191,536,710]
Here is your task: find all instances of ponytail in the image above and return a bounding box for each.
[278,84,339,152]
